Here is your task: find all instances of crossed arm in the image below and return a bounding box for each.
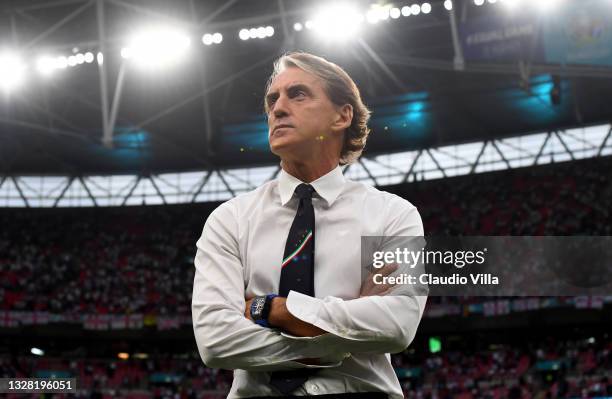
[243,263,400,338]
[192,201,427,371]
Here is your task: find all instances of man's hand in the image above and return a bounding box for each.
[244,296,326,337]
[244,297,325,364]
[360,263,398,297]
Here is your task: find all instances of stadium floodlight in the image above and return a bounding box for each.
[390,7,401,18]
[294,22,303,31]
[378,7,390,20]
[31,347,44,356]
[57,56,68,68]
[488,0,498,3]
[39,53,93,73]
[0,52,26,91]
[202,33,214,45]
[36,56,57,75]
[366,9,380,23]
[202,32,222,45]
[474,0,485,5]
[305,20,314,29]
[444,0,453,10]
[411,4,421,15]
[310,4,364,41]
[366,5,390,22]
[401,6,412,16]
[238,26,274,40]
[122,27,191,69]
[422,3,432,13]
[97,52,104,65]
[36,53,93,76]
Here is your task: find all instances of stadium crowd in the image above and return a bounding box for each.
[1,335,610,398]
[395,335,612,398]
[1,158,610,317]
[389,157,612,236]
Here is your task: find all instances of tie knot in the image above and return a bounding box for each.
[295,184,315,200]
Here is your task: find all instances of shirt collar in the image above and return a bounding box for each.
[278,165,345,207]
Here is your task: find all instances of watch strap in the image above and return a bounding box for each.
[251,294,278,328]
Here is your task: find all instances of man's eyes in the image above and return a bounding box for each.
[266,96,278,107]
[266,90,307,108]
[291,90,307,99]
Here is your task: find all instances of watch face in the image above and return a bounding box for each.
[252,297,266,319]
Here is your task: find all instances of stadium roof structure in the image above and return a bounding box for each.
[0,0,611,178]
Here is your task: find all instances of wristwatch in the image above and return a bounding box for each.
[250,294,278,328]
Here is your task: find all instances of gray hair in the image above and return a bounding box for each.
[265,52,371,165]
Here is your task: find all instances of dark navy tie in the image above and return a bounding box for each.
[278,183,316,297]
[270,183,316,394]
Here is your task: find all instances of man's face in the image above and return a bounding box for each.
[265,67,342,158]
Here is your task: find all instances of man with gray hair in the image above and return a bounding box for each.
[192,52,426,398]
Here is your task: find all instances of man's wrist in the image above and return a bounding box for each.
[268,296,288,329]
[251,294,278,327]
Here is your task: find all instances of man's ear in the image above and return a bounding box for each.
[332,104,353,133]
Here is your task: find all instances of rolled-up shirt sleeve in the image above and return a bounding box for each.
[284,199,427,355]
[192,201,350,371]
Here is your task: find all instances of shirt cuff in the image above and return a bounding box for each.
[285,290,353,338]
[285,290,323,327]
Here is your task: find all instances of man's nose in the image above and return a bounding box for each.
[272,95,289,119]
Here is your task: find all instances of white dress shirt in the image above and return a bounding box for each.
[192,165,427,398]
